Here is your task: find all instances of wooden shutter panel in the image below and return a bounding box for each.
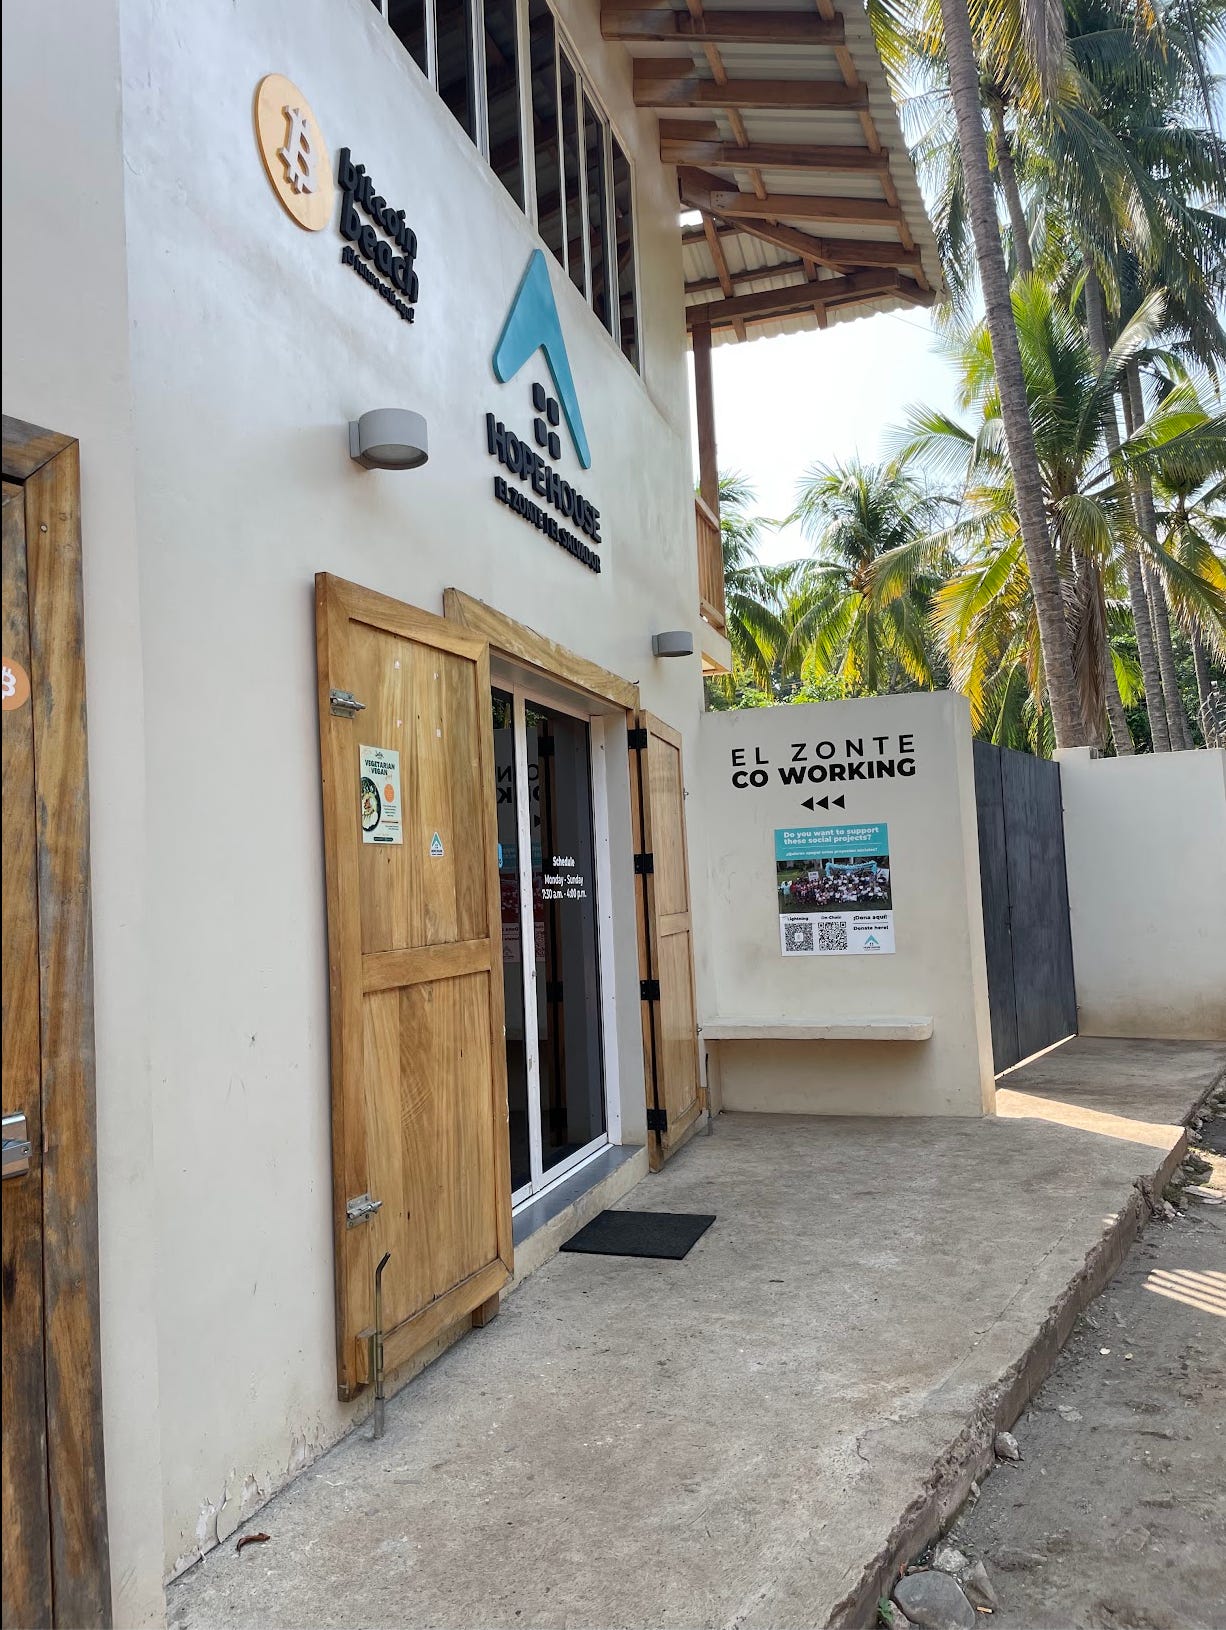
[316,575,512,1399]
[630,711,704,1168]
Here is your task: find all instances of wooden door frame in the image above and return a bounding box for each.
[2,415,111,1627]
[442,589,640,713]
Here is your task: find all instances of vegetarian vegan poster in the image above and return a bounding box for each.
[359,745,403,845]
[775,823,894,955]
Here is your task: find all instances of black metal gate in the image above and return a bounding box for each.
[973,742,1078,1073]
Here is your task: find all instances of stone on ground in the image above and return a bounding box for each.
[993,1429,1021,1461]
[893,1570,977,1629]
[959,1559,997,1611]
[930,1544,970,1576]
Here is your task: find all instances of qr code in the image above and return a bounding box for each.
[818,919,849,952]
[784,919,815,953]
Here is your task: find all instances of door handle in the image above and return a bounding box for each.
[2,1112,32,1179]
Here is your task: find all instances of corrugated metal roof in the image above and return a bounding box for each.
[610,0,943,345]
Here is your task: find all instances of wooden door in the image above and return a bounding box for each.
[2,419,110,1629]
[3,477,53,1627]
[316,574,513,1400]
[629,712,704,1169]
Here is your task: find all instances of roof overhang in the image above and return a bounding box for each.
[603,0,945,343]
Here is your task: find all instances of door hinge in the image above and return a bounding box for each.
[646,1107,668,1134]
[346,1192,383,1227]
[330,688,366,719]
[634,852,654,875]
[640,978,661,1002]
[2,1113,32,1180]
[627,727,648,751]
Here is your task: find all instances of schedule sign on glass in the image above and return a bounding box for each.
[775,823,895,956]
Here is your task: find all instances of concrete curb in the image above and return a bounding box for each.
[826,1069,1226,1630]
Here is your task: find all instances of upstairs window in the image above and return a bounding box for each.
[435,0,477,140]
[610,138,638,370]
[582,94,611,334]
[483,0,523,206]
[558,54,586,298]
[527,0,562,262]
[386,0,427,76]
[372,0,641,372]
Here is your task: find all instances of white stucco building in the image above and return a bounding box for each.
[2,3,962,1623]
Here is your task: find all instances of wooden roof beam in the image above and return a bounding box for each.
[686,257,810,293]
[695,183,904,228]
[634,60,868,110]
[662,134,890,173]
[680,213,922,270]
[603,7,844,45]
[679,170,907,258]
[686,270,932,330]
[730,217,919,268]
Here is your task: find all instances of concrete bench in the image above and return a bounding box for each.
[700,1017,934,1042]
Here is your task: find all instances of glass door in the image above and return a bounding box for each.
[492,689,532,1195]
[491,685,607,1205]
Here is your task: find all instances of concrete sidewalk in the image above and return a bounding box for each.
[169,1039,1224,1630]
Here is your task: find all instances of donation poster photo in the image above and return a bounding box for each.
[775,823,895,956]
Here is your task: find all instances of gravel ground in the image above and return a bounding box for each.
[943,1126,1226,1630]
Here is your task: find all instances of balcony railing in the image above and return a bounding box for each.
[695,494,726,637]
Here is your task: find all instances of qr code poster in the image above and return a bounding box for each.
[775,822,895,956]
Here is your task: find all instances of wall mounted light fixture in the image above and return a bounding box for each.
[348,409,429,470]
[652,630,694,658]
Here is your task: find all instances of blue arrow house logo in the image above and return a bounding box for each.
[485,251,603,572]
[493,250,590,467]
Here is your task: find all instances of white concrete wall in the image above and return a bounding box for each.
[6,0,706,1609]
[1,3,167,1624]
[1057,748,1226,1041]
[696,693,996,1117]
[120,0,699,1593]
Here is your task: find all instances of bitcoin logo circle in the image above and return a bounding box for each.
[254,75,333,231]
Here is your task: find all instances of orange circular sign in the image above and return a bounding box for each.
[254,74,334,232]
[2,658,30,711]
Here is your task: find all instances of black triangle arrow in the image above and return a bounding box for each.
[833,794,845,808]
[817,794,829,809]
[801,796,814,810]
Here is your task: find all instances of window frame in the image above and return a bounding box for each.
[542,15,642,371]
[370,0,643,375]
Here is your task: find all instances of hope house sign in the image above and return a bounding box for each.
[484,251,603,573]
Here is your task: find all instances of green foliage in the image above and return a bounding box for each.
[712,0,1226,753]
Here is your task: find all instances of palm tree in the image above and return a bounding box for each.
[1083,265,1175,747]
[706,473,790,697]
[1013,0,1226,744]
[873,0,1226,746]
[874,0,1089,746]
[898,279,1226,748]
[785,457,948,695]
[1145,426,1226,735]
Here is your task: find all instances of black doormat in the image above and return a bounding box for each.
[560,1209,715,1260]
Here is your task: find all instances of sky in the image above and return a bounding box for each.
[690,305,963,565]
